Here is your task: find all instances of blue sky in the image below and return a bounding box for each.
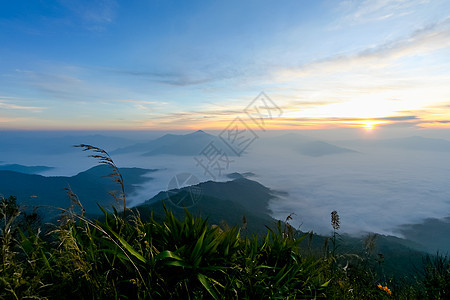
[1,0,450,130]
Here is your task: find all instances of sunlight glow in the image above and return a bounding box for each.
[361,120,378,131]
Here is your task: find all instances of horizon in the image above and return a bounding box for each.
[2,126,450,141]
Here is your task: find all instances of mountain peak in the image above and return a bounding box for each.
[187,130,208,136]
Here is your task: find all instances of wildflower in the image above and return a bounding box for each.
[377,284,392,295]
[331,210,340,230]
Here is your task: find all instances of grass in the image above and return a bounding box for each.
[1,145,449,299]
[1,196,450,299]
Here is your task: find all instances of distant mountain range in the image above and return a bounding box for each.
[0,164,53,174]
[2,131,450,159]
[0,133,136,155]
[263,133,357,157]
[265,134,450,155]
[112,130,358,157]
[0,165,156,215]
[344,136,450,152]
[0,130,381,158]
[380,136,450,152]
[398,216,450,254]
[111,130,237,156]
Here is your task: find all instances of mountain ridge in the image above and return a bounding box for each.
[111,130,237,156]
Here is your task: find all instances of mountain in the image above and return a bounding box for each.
[226,172,256,179]
[111,130,237,156]
[0,132,136,155]
[398,216,450,254]
[334,233,427,281]
[137,192,275,236]
[380,136,450,152]
[136,176,281,236]
[296,140,356,157]
[263,133,356,157]
[0,165,156,216]
[135,176,428,281]
[343,136,450,152]
[0,164,53,174]
[145,177,276,216]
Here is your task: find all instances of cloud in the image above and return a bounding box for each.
[110,69,230,87]
[0,100,45,112]
[275,17,450,81]
[376,115,419,121]
[278,100,337,111]
[14,69,86,101]
[0,117,25,123]
[140,110,421,130]
[106,57,254,87]
[141,97,337,128]
[12,67,139,104]
[58,0,118,30]
[339,0,430,25]
[269,115,418,122]
[145,108,244,122]
[113,99,168,105]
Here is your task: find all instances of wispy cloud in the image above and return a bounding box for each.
[109,67,242,87]
[14,68,86,101]
[275,17,450,80]
[58,0,118,30]
[339,0,430,25]
[0,116,25,123]
[113,98,168,105]
[0,99,45,112]
[267,115,418,123]
[377,115,419,121]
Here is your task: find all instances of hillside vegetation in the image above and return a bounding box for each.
[1,194,449,299]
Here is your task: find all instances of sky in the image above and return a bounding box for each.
[1,0,450,131]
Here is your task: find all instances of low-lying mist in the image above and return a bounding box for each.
[1,130,449,252]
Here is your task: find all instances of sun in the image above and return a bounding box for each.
[363,122,375,131]
[361,120,385,131]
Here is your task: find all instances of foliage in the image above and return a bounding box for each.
[422,253,450,299]
[0,194,448,299]
[0,195,330,299]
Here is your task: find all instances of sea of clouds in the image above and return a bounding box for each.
[1,131,450,242]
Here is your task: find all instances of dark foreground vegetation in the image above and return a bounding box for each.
[1,195,449,299]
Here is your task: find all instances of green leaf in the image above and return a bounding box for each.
[110,229,147,263]
[154,250,182,261]
[41,249,52,270]
[165,260,190,268]
[197,273,219,300]
[99,248,128,261]
[18,229,33,254]
[191,228,207,261]
[321,279,332,287]
[275,265,294,285]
